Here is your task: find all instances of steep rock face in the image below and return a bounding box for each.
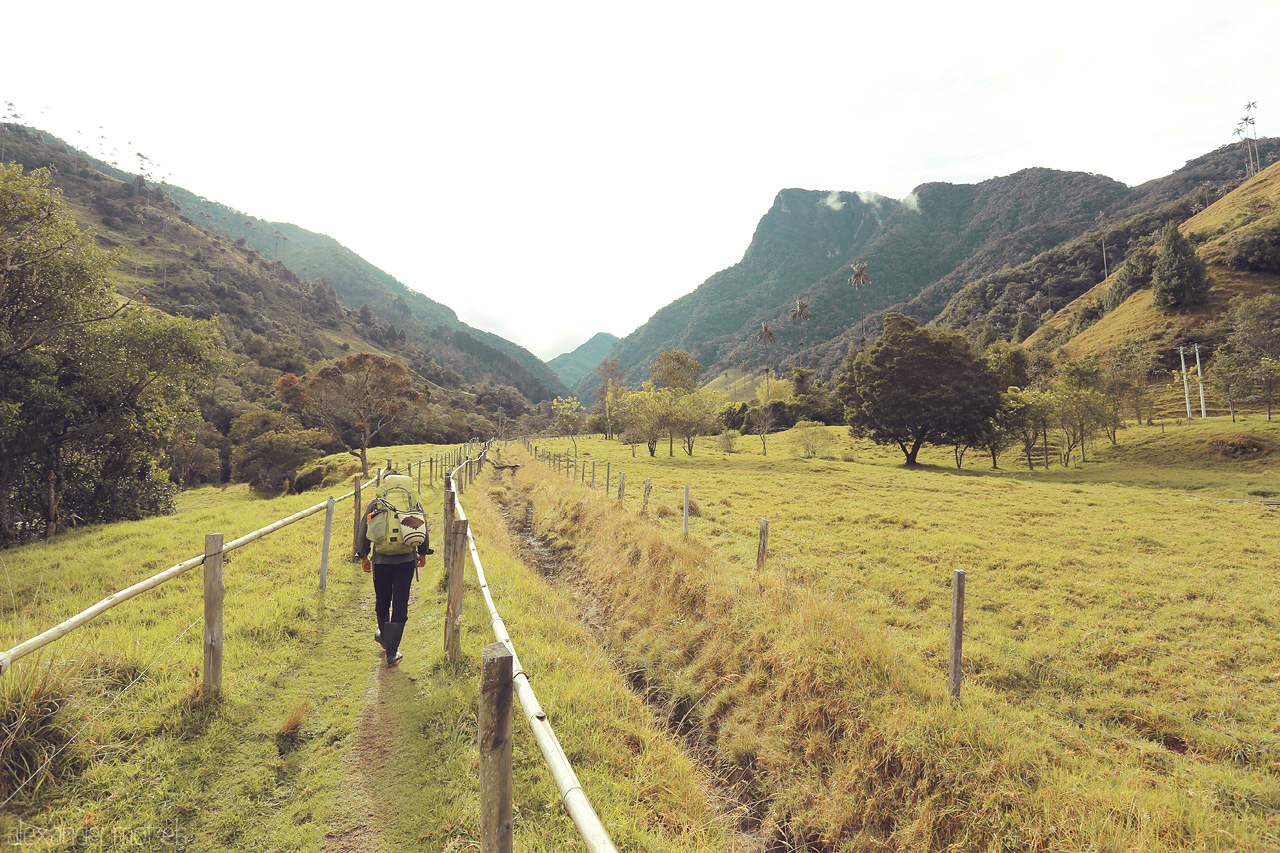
[578,188,891,393]
[585,168,1137,393]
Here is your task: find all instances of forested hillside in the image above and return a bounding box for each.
[166,189,568,403]
[0,124,557,543]
[547,331,620,386]
[581,139,1280,398]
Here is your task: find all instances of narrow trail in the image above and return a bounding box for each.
[497,490,771,853]
[321,581,421,853]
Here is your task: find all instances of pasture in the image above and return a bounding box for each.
[508,417,1280,849]
[2,420,1278,851]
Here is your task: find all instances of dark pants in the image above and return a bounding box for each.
[373,562,415,625]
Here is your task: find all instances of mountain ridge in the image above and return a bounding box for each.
[576,141,1280,400]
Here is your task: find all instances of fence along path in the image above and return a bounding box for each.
[447,446,619,853]
[0,445,478,679]
[526,445,1280,816]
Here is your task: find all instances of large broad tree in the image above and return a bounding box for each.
[670,388,729,456]
[835,313,1000,465]
[650,350,702,455]
[277,353,425,477]
[619,383,672,457]
[0,165,223,543]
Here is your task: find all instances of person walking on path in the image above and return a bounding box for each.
[356,468,432,666]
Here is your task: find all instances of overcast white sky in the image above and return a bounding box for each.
[6,1,1278,360]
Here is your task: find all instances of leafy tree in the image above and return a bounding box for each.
[229,409,325,492]
[649,350,702,455]
[835,313,1000,465]
[1151,223,1210,310]
[1256,358,1280,422]
[552,396,586,455]
[171,420,228,488]
[1103,246,1153,312]
[717,429,740,453]
[0,165,223,543]
[670,388,728,455]
[1206,346,1254,423]
[1002,387,1053,470]
[1226,292,1280,360]
[984,341,1032,391]
[1012,311,1036,344]
[1050,359,1114,462]
[650,350,701,392]
[1100,342,1158,427]
[277,353,425,477]
[619,383,671,457]
[748,405,776,456]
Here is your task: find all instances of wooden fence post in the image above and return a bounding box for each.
[444,519,469,663]
[642,479,652,515]
[683,485,690,538]
[443,485,456,568]
[319,497,335,590]
[203,532,225,697]
[417,460,423,492]
[605,462,611,494]
[949,569,966,702]
[591,461,596,488]
[352,475,363,556]
[480,642,514,853]
[756,519,769,572]
[617,472,625,505]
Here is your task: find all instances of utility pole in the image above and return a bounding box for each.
[1194,344,1208,418]
[1178,346,1193,420]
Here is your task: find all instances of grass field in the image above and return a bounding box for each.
[0,445,737,851]
[3,421,1279,851]
[511,417,1280,849]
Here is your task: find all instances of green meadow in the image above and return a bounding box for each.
[2,421,1279,851]
[512,417,1280,850]
[0,445,733,851]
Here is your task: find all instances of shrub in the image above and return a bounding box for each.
[792,420,835,459]
[717,429,740,453]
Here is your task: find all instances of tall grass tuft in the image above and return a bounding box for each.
[0,660,87,803]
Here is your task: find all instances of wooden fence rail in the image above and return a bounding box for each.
[0,451,457,679]
[449,445,619,853]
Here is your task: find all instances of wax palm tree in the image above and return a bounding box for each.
[755,322,777,401]
[847,261,872,346]
[789,299,812,365]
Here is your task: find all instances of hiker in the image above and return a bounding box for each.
[356,468,432,667]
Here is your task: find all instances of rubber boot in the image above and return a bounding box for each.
[374,623,385,648]
[384,622,405,666]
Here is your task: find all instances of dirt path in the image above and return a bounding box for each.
[321,583,420,853]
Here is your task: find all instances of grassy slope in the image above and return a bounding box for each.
[0,445,733,851]
[1037,160,1280,364]
[517,424,1280,850]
